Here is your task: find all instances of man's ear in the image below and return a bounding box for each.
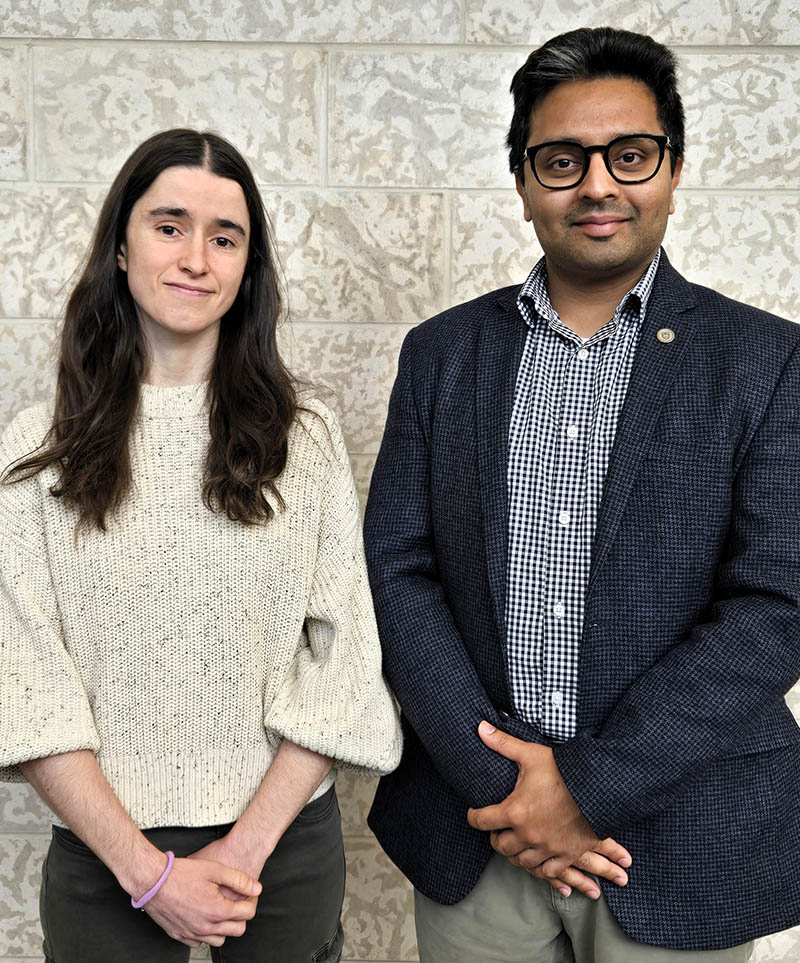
[668,156,683,216]
[515,170,533,223]
[117,242,128,272]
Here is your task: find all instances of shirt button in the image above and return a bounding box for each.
[553,603,564,617]
[566,424,579,438]
[577,348,589,360]
[550,690,564,707]
[558,511,570,526]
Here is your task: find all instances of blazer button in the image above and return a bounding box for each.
[657,328,675,343]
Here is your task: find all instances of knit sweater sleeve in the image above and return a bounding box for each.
[0,408,100,781]
[263,402,402,779]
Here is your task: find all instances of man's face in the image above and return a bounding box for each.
[515,76,682,280]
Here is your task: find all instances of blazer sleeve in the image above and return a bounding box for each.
[0,412,100,781]
[364,330,543,809]
[553,342,800,839]
[262,403,402,779]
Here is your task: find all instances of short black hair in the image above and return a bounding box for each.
[507,27,684,177]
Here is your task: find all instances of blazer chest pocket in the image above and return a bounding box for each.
[643,437,731,466]
[631,439,732,543]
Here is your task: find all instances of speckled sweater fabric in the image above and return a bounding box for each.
[0,384,401,829]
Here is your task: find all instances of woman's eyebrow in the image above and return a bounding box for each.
[147,205,189,219]
[147,207,247,237]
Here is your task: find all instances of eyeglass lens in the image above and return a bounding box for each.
[534,136,664,187]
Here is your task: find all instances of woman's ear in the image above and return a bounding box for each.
[117,243,128,272]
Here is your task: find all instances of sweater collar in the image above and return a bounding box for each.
[137,381,209,421]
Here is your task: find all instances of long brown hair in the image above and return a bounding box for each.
[4,128,297,531]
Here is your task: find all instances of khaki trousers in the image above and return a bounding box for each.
[415,853,753,963]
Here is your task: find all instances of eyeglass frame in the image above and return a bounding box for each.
[516,133,673,190]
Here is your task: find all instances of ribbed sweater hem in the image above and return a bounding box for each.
[52,747,335,830]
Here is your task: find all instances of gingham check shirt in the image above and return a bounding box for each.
[506,252,660,741]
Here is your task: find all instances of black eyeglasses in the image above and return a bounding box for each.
[519,134,673,190]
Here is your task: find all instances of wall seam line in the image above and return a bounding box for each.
[3,37,799,55]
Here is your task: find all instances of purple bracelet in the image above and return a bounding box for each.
[131,851,175,910]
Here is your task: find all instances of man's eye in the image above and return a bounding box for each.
[158,225,179,236]
[214,237,234,248]
[612,150,648,169]
[546,156,580,170]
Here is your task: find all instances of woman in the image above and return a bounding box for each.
[0,128,402,962]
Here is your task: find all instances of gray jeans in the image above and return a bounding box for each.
[40,786,345,963]
[415,852,753,963]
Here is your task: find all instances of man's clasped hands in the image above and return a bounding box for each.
[467,721,632,900]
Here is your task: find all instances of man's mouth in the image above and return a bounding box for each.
[571,215,630,237]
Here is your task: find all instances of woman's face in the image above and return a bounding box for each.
[117,165,250,354]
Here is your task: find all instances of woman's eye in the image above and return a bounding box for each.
[158,225,179,236]
[213,237,234,248]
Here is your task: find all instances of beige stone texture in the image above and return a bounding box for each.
[450,190,539,304]
[787,684,800,725]
[284,322,412,454]
[0,835,48,958]
[337,770,378,837]
[668,193,800,319]
[0,47,27,180]
[329,51,520,189]
[0,186,103,320]
[753,928,800,962]
[267,191,444,324]
[34,45,320,184]
[1,0,460,43]
[465,0,800,45]
[0,322,57,429]
[681,54,800,190]
[0,787,50,835]
[343,838,417,961]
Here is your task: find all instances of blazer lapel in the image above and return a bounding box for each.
[588,256,698,594]
[476,291,528,637]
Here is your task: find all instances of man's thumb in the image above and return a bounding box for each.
[477,720,524,761]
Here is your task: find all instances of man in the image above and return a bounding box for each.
[364,26,800,962]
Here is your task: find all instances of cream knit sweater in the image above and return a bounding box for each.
[0,384,401,829]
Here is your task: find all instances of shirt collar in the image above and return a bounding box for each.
[517,248,662,333]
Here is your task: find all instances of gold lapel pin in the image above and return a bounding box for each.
[656,328,675,344]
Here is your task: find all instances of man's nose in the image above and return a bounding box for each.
[578,152,621,201]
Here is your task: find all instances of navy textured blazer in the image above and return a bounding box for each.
[364,252,800,951]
